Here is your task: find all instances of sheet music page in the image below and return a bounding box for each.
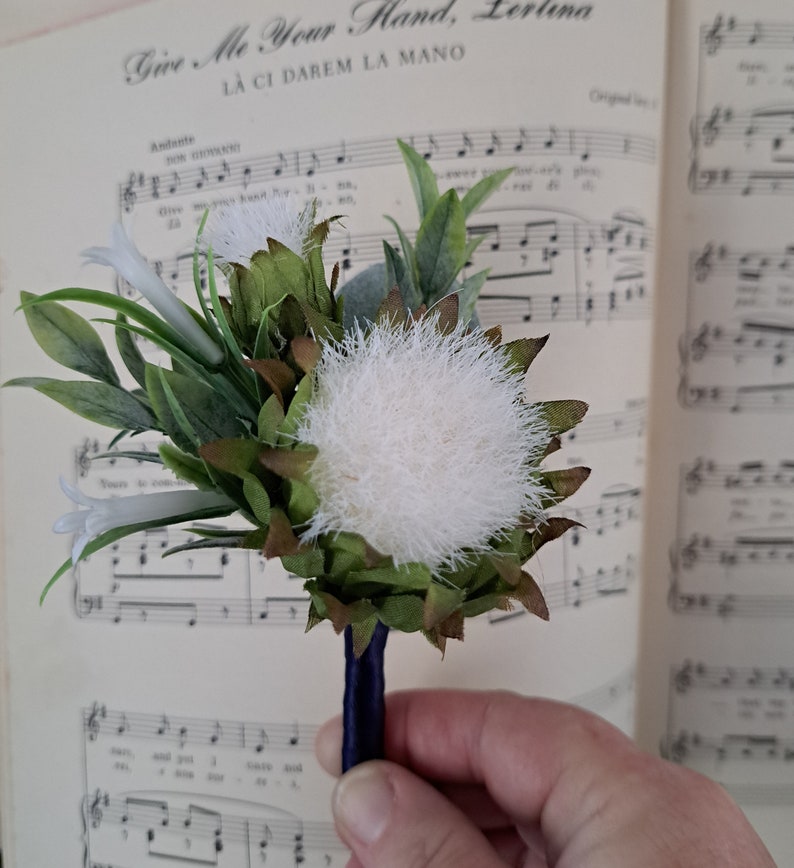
[637,1,794,862]
[0,1,665,864]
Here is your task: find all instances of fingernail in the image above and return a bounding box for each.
[332,764,395,845]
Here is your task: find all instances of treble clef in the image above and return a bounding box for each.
[704,15,723,55]
[702,105,721,146]
[673,660,693,694]
[694,243,714,282]
[88,790,105,828]
[121,172,137,213]
[85,702,105,741]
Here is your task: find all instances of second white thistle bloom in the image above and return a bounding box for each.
[203,196,315,267]
[296,316,550,571]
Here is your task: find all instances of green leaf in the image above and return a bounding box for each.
[115,314,147,388]
[199,438,263,477]
[415,189,467,303]
[541,466,591,504]
[258,394,285,443]
[206,247,244,361]
[20,292,121,386]
[383,241,420,310]
[259,445,317,481]
[281,548,325,578]
[5,377,157,430]
[384,217,420,291]
[344,561,432,593]
[263,508,301,558]
[159,442,216,491]
[242,475,271,524]
[287,478,319,524]
[278,374,313,442]
[522,517,583,559]
[534,400,589,435]
[499,335,549,376]
[457,269,490,323]
[40,500,237,604]
[146,365,246,451]
[461,168,513,218]
[423,582,465,629]
[18,288,216,368]
[376,593,425,632]
[397,139,440,219]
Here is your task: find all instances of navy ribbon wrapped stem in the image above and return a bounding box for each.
[342,621,389,772]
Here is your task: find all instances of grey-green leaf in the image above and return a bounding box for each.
[20,292,120,386]
[415,189,467,303]
[6,377,157,430]
[145,365,246,452]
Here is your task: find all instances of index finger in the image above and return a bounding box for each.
[317,688,638,829]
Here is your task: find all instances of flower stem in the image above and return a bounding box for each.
[342,621,389,773]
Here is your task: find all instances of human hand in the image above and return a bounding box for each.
[315,689,775,867]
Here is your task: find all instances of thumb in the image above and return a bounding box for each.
[331,760,503,868]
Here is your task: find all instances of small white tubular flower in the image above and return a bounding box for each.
[203,196,315,267]
[53,478,235,564]
[296,317,551,571]
[82,224,224,365]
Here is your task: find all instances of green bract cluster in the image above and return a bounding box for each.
[6,143,589,654]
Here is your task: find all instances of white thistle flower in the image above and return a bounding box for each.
[203,196,315,267]
[83,224,224,365]
[296,316,550,571]
[53,478,235,564]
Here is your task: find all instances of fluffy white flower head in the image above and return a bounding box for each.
[296,316,550,571]
[203,196,315,267]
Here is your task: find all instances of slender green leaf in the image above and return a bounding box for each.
[461,168,513,218]
[115,314,147,388]
[40,500,237,603]
[397,139,440,219]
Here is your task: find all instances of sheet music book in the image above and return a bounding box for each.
[0,0,792,864]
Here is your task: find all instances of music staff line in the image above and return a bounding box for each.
[83,703,316,753]
[489,557,636,624]
[691,164,794,196]
[158,215,653,288]
[697,104,794,152]
[701,16,794,56]
[666,731,794,766]
[77,559,635,627]
[683,323,794,366]
[691,242,794,283]
[675,533,794,570]
[683,457,794,495]
[85,791,343,856]
[477,285,649,327]
[679,377,794,413]
[120,126,657,210]
[558,486,642,537]
[561,401,645,445]
[670,588,794,619]
[672,661,794,694]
